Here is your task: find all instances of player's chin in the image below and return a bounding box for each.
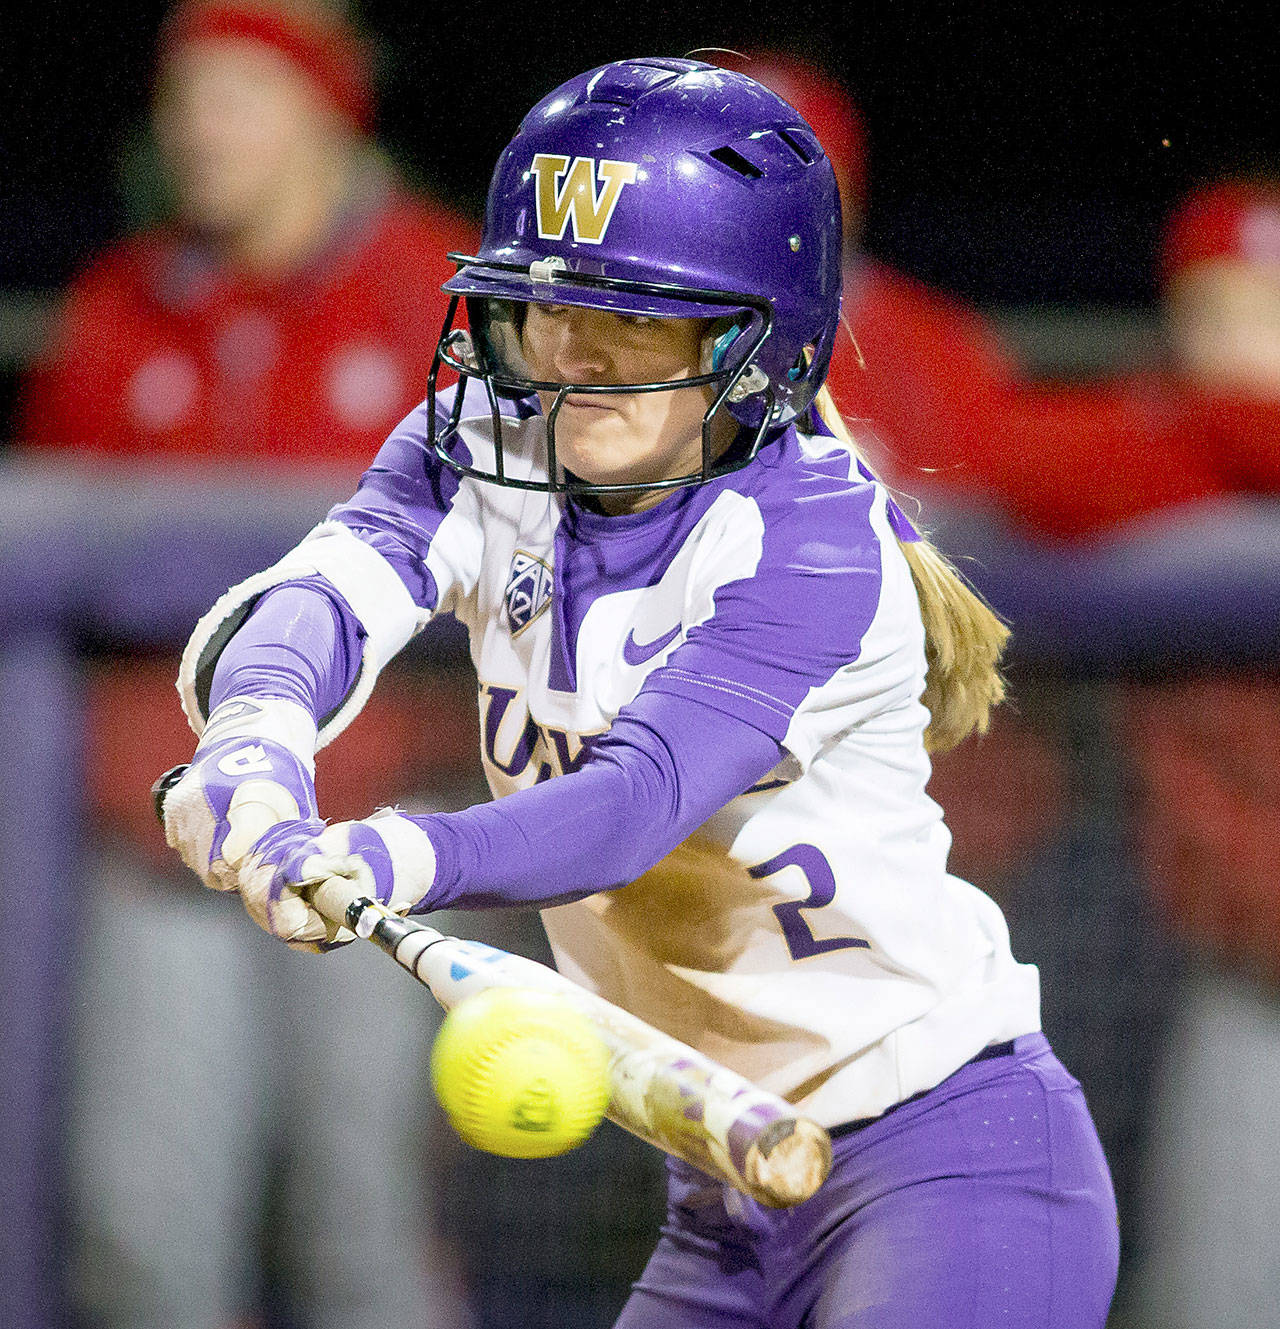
[552,419,643,482]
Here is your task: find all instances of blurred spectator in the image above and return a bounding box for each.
[1114,178,1280,1329]
[717,51,1017,496]
[863,163,1280,1325]
[1123,181,1280,979]
[17,2,479,1325]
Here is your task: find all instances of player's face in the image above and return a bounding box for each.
[520,303,738,513]
[154,40,342,241]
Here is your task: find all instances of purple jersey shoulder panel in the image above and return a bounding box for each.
[805,405,921,543]
[329,382,537,610]
[547,430,887,720]
[641,432,886,741]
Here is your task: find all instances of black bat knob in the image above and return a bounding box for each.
[151,763,191,824]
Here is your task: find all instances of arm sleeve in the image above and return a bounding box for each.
[208,577,362,725]
[414,688,782,911]
[202,566,784,913]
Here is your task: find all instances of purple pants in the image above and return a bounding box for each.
[616,1034,1118,1328]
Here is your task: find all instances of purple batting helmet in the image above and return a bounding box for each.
[428,56,843,496]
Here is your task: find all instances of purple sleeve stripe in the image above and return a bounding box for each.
[325,400,473,612]
[668,479,883,719]
[657,666,795,714]
[638,671,792,742]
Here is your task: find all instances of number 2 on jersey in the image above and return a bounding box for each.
[749,844,870,961]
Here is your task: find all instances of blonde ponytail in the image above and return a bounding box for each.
[812,386,1010,753]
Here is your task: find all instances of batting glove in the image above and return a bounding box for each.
[236,809,439,951]
[163,696,319,893]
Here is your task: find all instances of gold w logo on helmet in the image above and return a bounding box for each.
[530,154,639,245]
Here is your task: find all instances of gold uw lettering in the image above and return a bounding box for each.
[531,154,639,245]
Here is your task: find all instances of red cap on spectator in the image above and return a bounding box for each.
[1160,180,1280,287]
[159,0,374,131]
[715,50,867,215]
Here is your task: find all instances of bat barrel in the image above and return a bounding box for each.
[745,1117,833,1208]
[343,897,833,1207]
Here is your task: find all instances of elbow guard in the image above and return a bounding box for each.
[179,521,425,750]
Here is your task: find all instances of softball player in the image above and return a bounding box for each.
[164,58,1119,1327]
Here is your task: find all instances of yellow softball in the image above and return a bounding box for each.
[430,987,612,1158]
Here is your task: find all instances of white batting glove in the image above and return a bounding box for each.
[163,696,319,893]
[235,809,439,952]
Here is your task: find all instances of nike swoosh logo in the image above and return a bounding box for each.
[623,623,681,666]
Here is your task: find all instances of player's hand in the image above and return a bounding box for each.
[162,696,319,893]
[235,809,439,952]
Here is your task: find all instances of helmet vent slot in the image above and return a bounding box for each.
[708,146,764,180]
[776,129,816,164]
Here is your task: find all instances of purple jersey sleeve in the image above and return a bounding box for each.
[325,383,536,612]
[206,575,783,912]
[413,688,782,910]
[540,435,891,748]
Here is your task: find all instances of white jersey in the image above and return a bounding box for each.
[194,396,1041,1126]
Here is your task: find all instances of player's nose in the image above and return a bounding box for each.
[548,308,614,382]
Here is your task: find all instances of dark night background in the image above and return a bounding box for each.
[0,2,1276,312]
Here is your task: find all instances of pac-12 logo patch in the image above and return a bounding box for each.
[505,551,554,636]
[530,154,639,245]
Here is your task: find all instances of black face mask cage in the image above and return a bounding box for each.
[425,257,779,497]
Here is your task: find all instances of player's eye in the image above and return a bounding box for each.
[617,314,657,327]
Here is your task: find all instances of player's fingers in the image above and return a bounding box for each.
[271,893,328,947]
[308,814,435,914]
[206,858,243,894]
[238,841,369,949]
[244,875,328,946]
